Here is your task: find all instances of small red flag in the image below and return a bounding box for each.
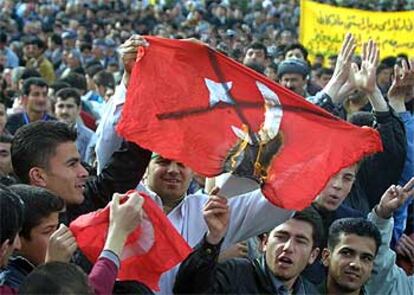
[69,191,192,291]
[117,36,383,210]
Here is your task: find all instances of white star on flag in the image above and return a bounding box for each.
[204,78,234,107]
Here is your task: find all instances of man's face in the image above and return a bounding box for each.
[67,53,80,69]
[243,48,266,67]
[146,156,193,202]
[20,212,59,266]
[328,57,337,70]
[317,73,332,88]
[55,97,79,125]
[24,44,41,59]
[279,73,307,96]
[25,85,49,114]
[280,31,293,45]
[265,67,278,82]
[0,234,21,267]
[264,219,319,284]
[62,38,75,49]
[285,48,305,60]
[314,164,357,211]
[39,142,88,205]
[0,103,7,134]
[376,68,393,89]
[0,142,12,176]
[323,233,376,293]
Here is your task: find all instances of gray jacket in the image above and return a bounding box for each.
[365,211,413,294]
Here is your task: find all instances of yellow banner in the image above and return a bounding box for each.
[300,0,414,61]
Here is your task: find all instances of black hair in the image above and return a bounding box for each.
[50,33,62,46]
[10,184,63,240]
[11,121,77,184]
[61,72,87,93]
[93,70,115,90]
[328,218,381,255]
[50,80,71,94]
[85,63,104,78]
[292,207,324,248]
[266,62,278,72]
[55,87,81,106]
[246,42,267,58]
[348,111,375,127]
[284,43,309,60]
[20,69,42,81]
[22,77,48,96]
[24,37,46,50]
[376,62,394,75]
[380,56,397,68]
[18,262,93,294]
[0,134,13,144]
[315,67,333,77]
[0,185,24,245]
[79,42,92,53]
[0,32,7,44]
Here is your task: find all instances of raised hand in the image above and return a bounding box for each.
[352,40,380,94]
[324,33,357,103]
[45,224,77,263]
[104,192,144,256]
[375,177,414,219]
[109,192,144,236]
[388,59,414,112]
[119,35,149,87]
[204,187,230,245]
[395,234,414,263]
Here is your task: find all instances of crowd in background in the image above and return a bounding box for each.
[0,0,413,294]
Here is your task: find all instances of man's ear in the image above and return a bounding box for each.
[28,167,48,187]
[261,233,269,252]
[21,95,28,106]
[321,248,331,267]
[308,247,320,265]
[0,239,10,266]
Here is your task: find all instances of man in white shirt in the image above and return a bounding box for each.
[95,35,293,294]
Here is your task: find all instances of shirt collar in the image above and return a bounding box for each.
[259,255,305,295]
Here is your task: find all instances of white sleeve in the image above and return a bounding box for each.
[95,83,126,174]
[223,189,293,249]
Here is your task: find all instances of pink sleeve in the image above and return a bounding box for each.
[0,285,17,295]
[88,257,118,295]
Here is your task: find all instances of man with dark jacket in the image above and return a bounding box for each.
[174,197,322,294]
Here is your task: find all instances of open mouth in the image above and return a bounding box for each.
[328,194,340,200]
[75,184,86,190]
[277,256,293,266]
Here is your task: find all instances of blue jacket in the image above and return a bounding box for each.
[0,256,34,289]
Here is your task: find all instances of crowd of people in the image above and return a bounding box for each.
[0,0,413,294]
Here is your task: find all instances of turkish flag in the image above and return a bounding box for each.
[117,36,383,210]
[69,191,192,291]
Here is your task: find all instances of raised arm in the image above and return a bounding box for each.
[89,192,145,295]
[95,35,149,173]
[365,178,414,294]
[174,193,239,294]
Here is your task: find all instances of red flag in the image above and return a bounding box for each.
[69,191,192,291]
[117,36,383,210]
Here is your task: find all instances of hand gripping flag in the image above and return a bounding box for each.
[117,36,383,210]
[69,191,192,291]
